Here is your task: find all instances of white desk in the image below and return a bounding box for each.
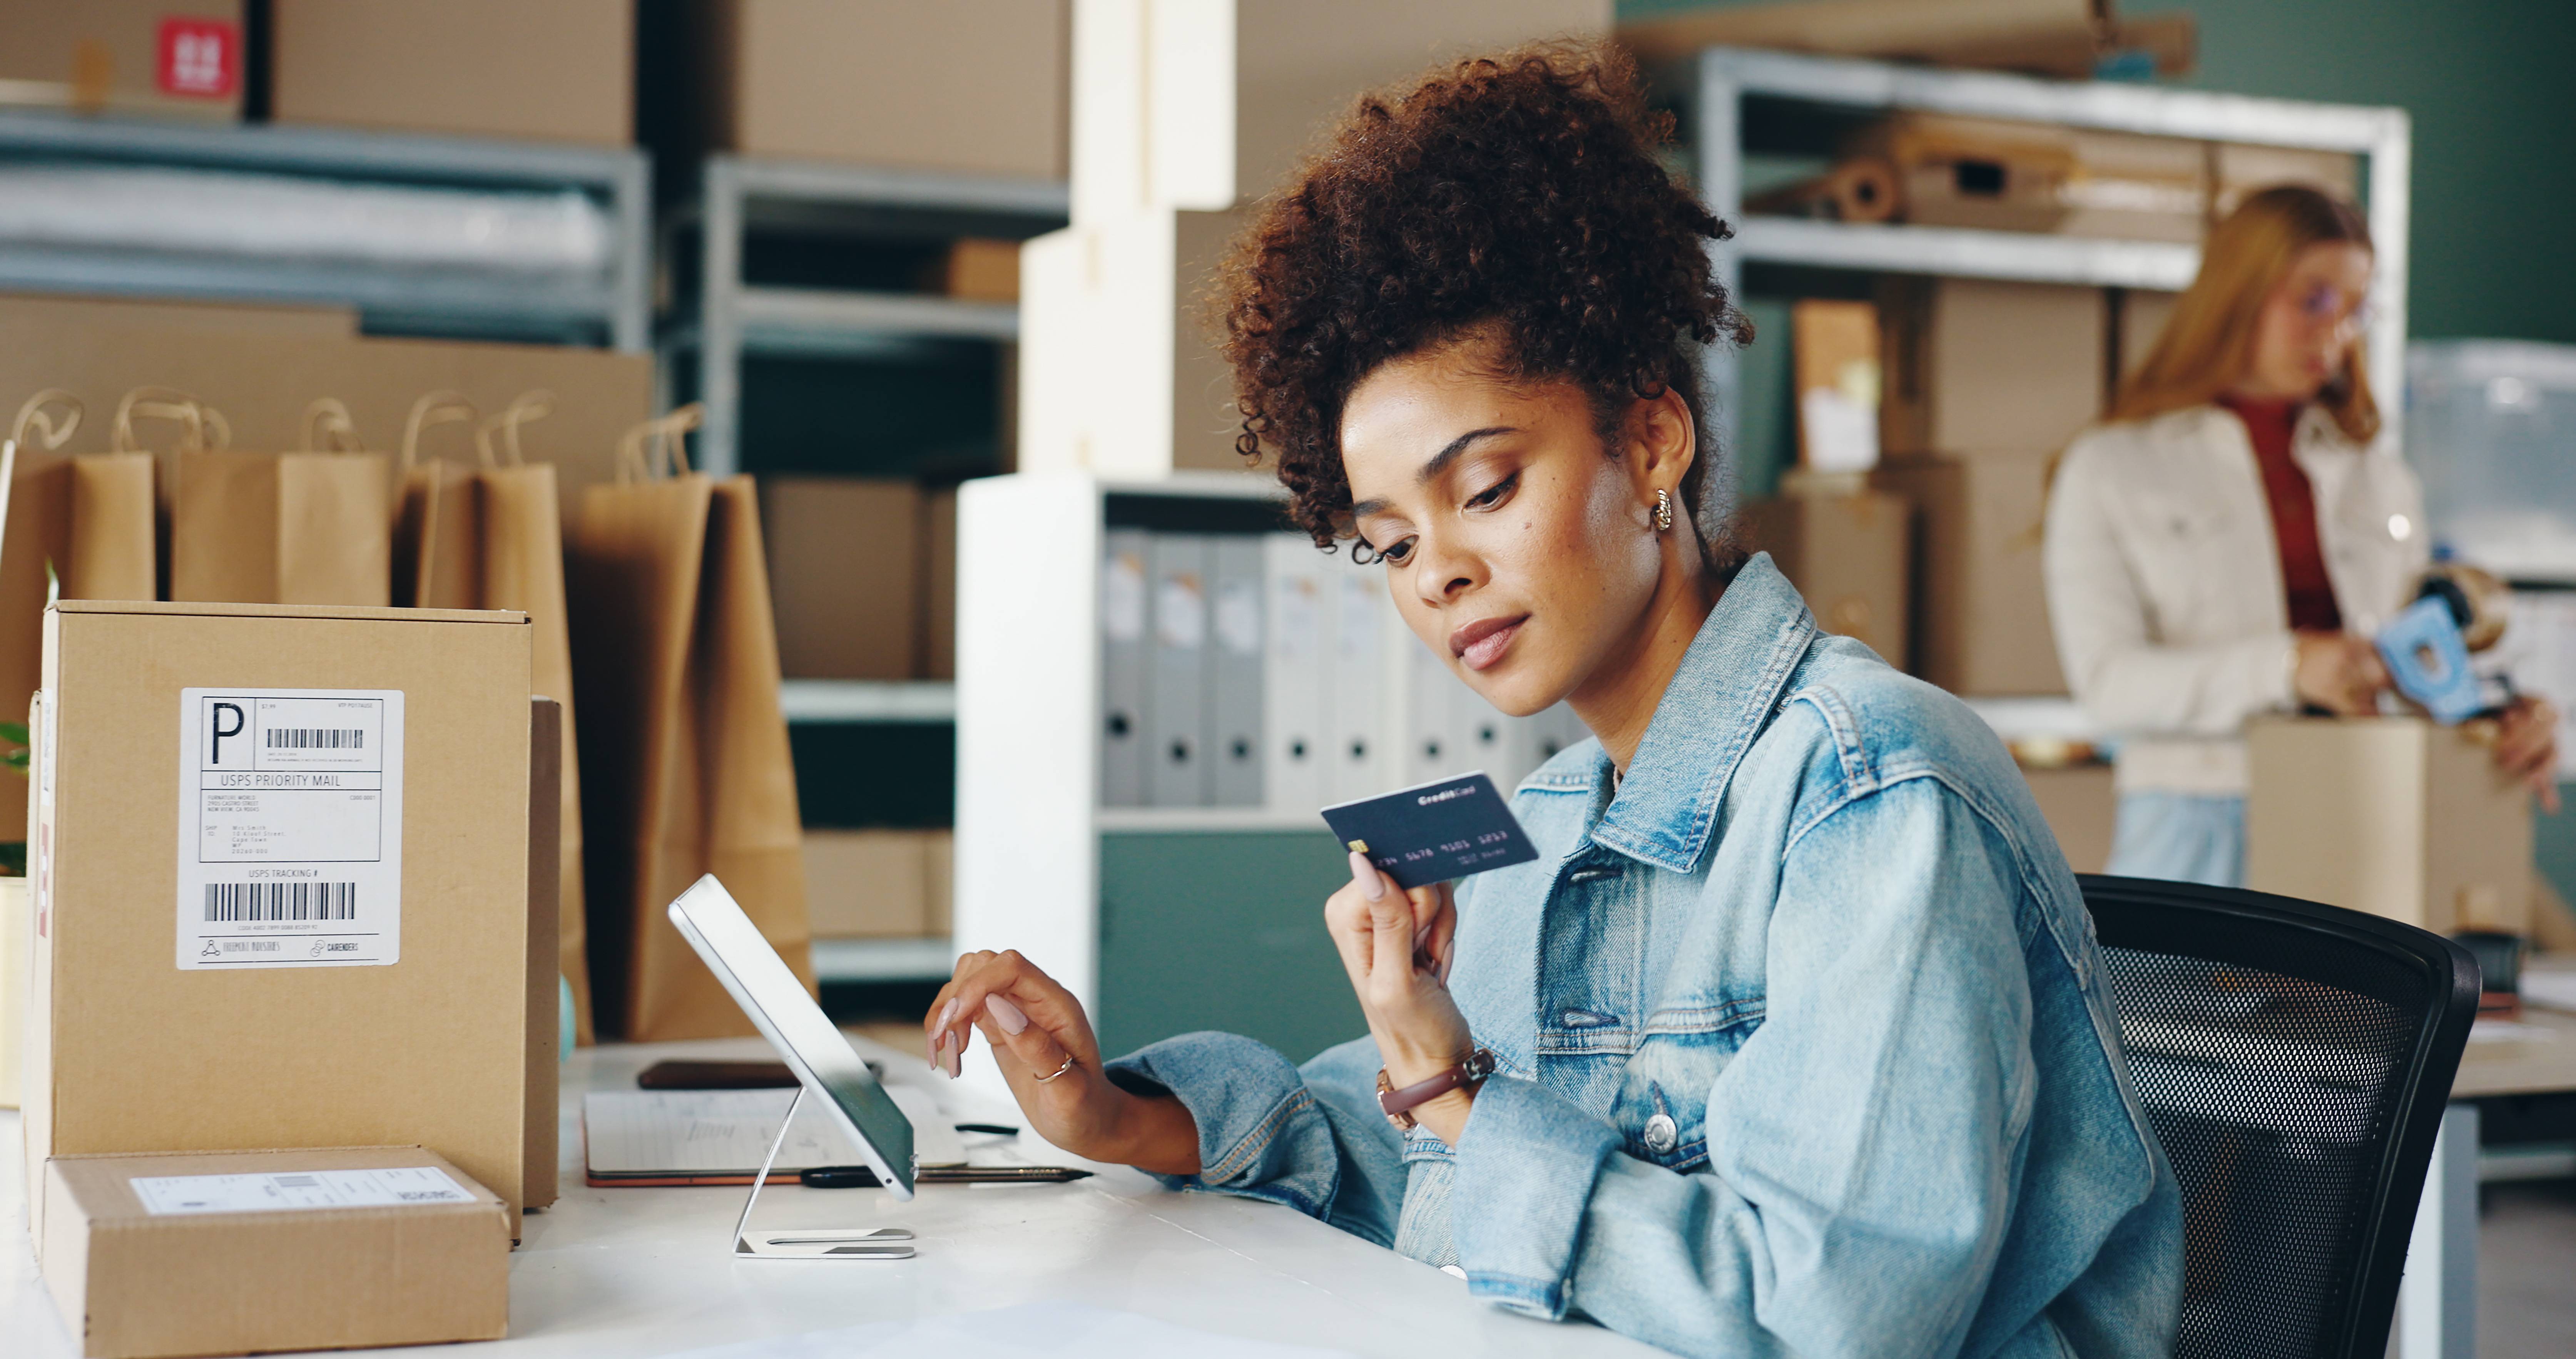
[4,1034,1661,1359]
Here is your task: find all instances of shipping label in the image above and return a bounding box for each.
[176,689,404,969]
[130,1166,471,1216]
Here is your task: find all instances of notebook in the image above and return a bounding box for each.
[583,1088,967,1187]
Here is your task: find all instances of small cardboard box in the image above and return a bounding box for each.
[802,829,931,939]
[762,477,922,681]
[40,1146,509,1359]
[270,0,632,145]
[25,601,538,1251]
[0,0,244,123]
[1741,490,1910,670]
[2247,716,2536,936]
[1792,299,1881,474]
[2024,762,2115,875]
[1877,276,2106,458]
[1871,453,2066,695]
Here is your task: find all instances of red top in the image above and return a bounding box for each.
[2220,394,2343,633]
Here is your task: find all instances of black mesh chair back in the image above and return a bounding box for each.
[2079,875,2479,1359]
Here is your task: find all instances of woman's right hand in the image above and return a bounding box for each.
[922,949,1201,1175]
[2292,630,2390,715]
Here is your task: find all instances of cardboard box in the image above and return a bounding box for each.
[762,477,922,681]
[522,698,562,1210]
[1792,300,1881,473]
[2247,716,2536,936]
[25,601,538,1248]
[2024,762,2114,874]
[0,0,244,123]
[0,293,354,338]
[1871,453,2067,695]
[1878,276,2106,458]
[1740,489,1910,669]
[926,829,953,936]
[686,0,1070,179]
[2212,143,2359,221]
[923,486,959,681]
[2113,288,2180,382]
[271,0,633,145]
[938,240,1023,304]
[802,829,931,939]
[1619,0,2092,68]
[40,1146,509,1359]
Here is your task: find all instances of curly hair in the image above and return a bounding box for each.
[1215,41,1751,556]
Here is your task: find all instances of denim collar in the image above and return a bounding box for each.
[1583,552,1817,874]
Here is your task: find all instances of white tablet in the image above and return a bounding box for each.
[667,875,917,1199]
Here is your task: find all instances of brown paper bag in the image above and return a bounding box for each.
[390,393,483,610]
[167,388,394,605]
[476,392,595,1044]
[570,405,812,1041]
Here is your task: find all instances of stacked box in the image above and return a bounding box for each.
[271,0,632,144]
[1741,490,1911,670]
[1872,453,2066,696]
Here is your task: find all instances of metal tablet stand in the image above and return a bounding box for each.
[729,1086,915,1260]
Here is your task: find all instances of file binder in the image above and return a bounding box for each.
[1324,560,1388,804]
[1262,534,1328,814]
[1100,528,1150,806]
[1208,536,1266,807]
[1147,534,1214,806]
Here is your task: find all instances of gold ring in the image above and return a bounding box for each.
[1032,1054,1078,1083]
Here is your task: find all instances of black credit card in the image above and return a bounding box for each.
[1320,772,1539,890]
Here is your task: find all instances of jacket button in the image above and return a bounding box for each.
[1642,1113,1678,1155]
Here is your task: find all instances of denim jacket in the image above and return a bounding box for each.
[1105,555,2183,1358]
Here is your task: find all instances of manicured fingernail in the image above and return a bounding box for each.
[943,1039,962,1080]
[987,995,1028,1035]
[936,997,960,1031]
[1350,851,1385,901]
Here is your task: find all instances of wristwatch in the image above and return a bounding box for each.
[1376,1048,1497,1131]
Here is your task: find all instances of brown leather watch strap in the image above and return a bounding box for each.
[1376,1048,1498,1130]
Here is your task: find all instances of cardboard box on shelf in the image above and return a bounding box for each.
[1740,489,1910,669]
[0,293,354,338]
[925,830,953,936]
[681,0,1070,179]
[0,0,244,123]
[2212,143,2360,220]
[24,601,539,1249]
[2023,762,2114,874]
[1871,452,2066,695]
[2113,288,2181,382]
[40,1146,509,1359]
[2246,716,2536,936]
[938,240,1023,303]
[762,477,922,681]
[1878,276,2106,458]
[271,0,632,145]
[802,830,932,939]
[1792,300,1881,474]
[923,486,959,680]
[1619,0,2093,67]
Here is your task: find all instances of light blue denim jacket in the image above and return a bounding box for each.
[1105,555,2183,1358]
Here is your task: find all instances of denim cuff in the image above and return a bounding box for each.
[1104,1031,1339,1218]
[1451,1073,1623,1321]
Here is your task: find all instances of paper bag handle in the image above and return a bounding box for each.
[112,387,229,454]
[475,390,555,468]
[401,391,479,470]
[615,403,705,484]
[299,398,368,452]
[9,389,82,452]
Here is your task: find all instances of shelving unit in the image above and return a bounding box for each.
[0,108,649,349]
[778,680,957,724]
[1676,46,2411,449]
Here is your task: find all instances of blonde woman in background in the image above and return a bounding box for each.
[2044,184,2558,887]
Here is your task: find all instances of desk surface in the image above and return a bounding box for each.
[2457,960,2576,1099]
[5,1034,1660,1359]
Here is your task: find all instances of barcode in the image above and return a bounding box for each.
[266,728,363,750]
[204,882,356,922]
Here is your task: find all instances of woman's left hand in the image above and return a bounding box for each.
[1324,853,1476,1145]
[2495,695,2563,813]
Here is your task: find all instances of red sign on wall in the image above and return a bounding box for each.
[157,16,239,98]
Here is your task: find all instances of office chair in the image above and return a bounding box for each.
[2078,874,2480,1359]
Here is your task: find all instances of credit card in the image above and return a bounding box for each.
[1320,772,1538,890]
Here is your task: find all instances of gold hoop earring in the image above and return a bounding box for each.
[1653,488,1675,533]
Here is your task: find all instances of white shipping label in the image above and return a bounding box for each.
[176,689,404,969]
[130,1166,471,1216]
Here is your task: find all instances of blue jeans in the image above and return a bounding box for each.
[2106,792,2246,887]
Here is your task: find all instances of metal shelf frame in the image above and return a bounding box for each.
[1680,47,2412,450]
[812,936,956,985]
[683,154,1070,476]
[0,108,649,350]
[778,680,957,724]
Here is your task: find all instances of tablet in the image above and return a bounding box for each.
[667,875,917,1199]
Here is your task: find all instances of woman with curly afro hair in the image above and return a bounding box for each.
[928,43,2180,1356]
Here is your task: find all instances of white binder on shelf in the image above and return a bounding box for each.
[1458,688,1525,791]
[1099,528,1151,807]
[1262,533,1328,815]
[1324,559,1388,805]
[1207,536,1266,807]
[1147,534,1214,807]
[1399,630,1464,788]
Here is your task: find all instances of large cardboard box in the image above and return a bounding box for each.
[271,0,633,145]
[2247,716,2536,936]
[923,486,960,681]
[684,0,1070,179]
[0,0,244,123]
[802,829,933,939]
[41,1146,509,1359]
[522,698,563,1210]
[1741,489,1910,669]
[1877,276,2106,458]
[25,601,538,1248]
[2024,762,2114,874]
[1871,453,2066,695]
[762,477,921,681]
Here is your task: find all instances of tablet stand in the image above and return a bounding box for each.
[730,1086,916,1260]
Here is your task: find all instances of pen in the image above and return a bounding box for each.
[799,1165,1094,1188]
